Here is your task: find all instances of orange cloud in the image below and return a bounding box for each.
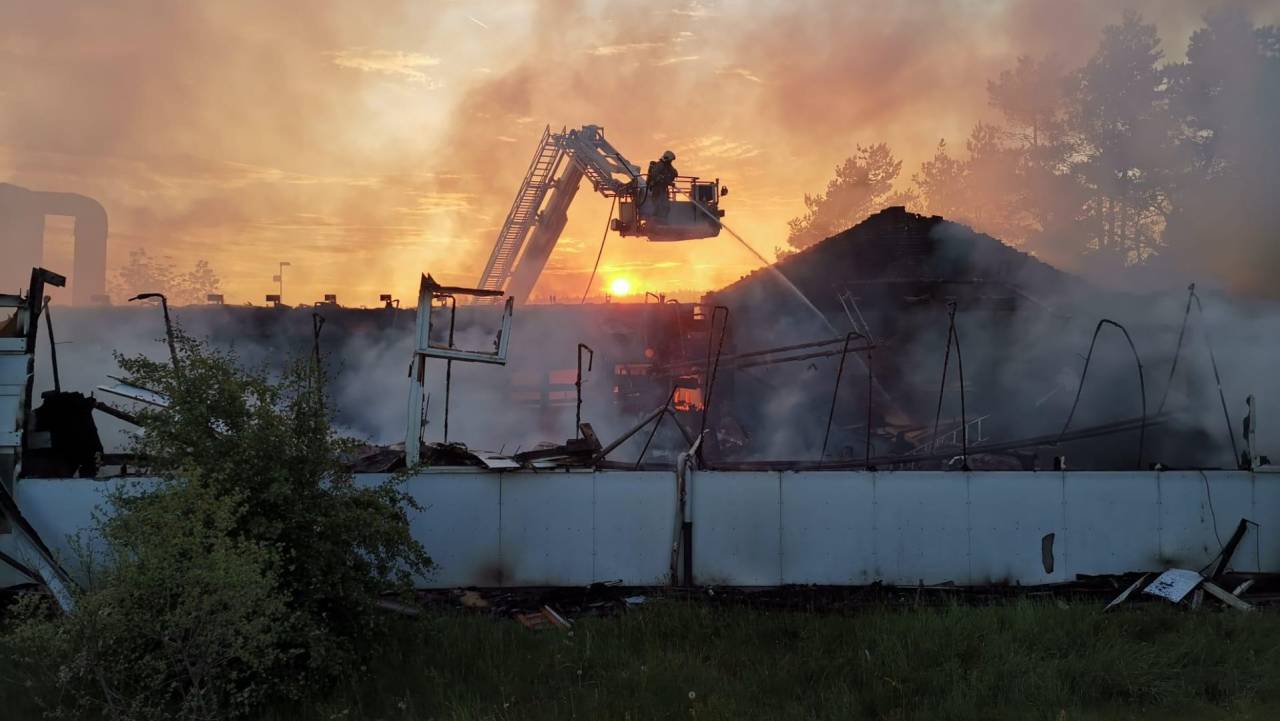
[2,0,1275,306]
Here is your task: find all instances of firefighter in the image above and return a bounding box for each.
[646,150,678,219]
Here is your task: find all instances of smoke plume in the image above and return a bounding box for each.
[4,0,1276,305]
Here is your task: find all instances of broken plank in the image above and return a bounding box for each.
[1104,573,1149,612]
[1231,579,1256,597]
[1212,519,1252,580]
[1201,580,1255,612]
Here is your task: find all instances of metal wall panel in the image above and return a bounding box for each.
[1157,471,1255,571]
[0,535,24,586]
[1063,473,1160,575]
[690,470,781,585]
[593,471,676,585]
[15,478,112,564]
[395,472,501,587]
[498,470,595,586]
[968,472,1067,585]
[1253,475,1280,570]
[873,473,971,584]
[779,471,876,584]
[9,471,1280,590]
[0,354,28,384]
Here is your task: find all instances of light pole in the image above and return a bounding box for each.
[129,292,180,375]
[273,261,291,304]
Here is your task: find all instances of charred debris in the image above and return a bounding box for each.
[13,207,1263,478]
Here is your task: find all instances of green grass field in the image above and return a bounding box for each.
[270,600,1280,721]
[5,598,1279,720]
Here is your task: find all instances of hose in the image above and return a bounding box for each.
[580,196,617,303]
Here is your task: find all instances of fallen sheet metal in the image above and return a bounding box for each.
[96,376,169,408]
[474,453,520,470]
[1142,568,1203,603]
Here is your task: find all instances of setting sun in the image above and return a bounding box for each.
[609,277,632,296]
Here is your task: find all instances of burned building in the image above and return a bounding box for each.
[696,207,1236,470]
[2,195,1279,595]
[9,207,1253,475]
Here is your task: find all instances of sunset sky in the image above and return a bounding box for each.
[3,0,1274,305]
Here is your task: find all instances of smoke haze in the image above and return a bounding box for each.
[4,0,1276,305]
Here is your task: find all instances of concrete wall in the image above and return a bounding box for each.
[4,469,1278,588]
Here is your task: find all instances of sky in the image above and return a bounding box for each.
[2,0,1275,306]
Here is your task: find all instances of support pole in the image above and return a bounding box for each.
[865,348,874,467]
[42,298,60,393]
[442,295,457,442]
[576,343,594,439]
[129,292,179,376]
[697,306,729,466]
[406,287,432,466]
[636,386,678,469]
[819,331,859,463]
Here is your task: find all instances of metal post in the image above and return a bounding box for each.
[406,287,432,466]
[310,312,325,413]
[129,292,179,376]
[1246,395,1258,469]
[442,295,457,442]
[593,404,668,462]
[697,306,729,465]
[949,302,969,470]
[673,434,703,587]
[160,296,177,374]
[575,343,594,439]
[42,298,60,393]
[311,312,325,370]
[820,331,859,463]
[865,348,874,467]
[277,261,291,304]
[636,386,678,469]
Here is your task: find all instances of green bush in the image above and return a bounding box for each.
[5,482,293,720]
[3,329,431,719]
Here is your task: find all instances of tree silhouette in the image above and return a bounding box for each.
[1068,10,1178,270]
[111,249,223,305]
[786,143,901,251]
[1163,9,1280,293]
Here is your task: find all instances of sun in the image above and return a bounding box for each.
[609,277,632,296]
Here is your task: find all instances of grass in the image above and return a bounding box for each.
[4,598,1278,720]
[268,599,1280,721]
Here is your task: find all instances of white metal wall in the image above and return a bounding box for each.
[5,469,1278,588]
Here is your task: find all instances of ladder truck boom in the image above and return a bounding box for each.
[475,125,726,303]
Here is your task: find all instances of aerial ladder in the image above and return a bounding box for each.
[475,125,727,303]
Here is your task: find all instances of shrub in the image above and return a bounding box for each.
[4,329,431,719]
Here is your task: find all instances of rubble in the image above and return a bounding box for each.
[515,606,572,631]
